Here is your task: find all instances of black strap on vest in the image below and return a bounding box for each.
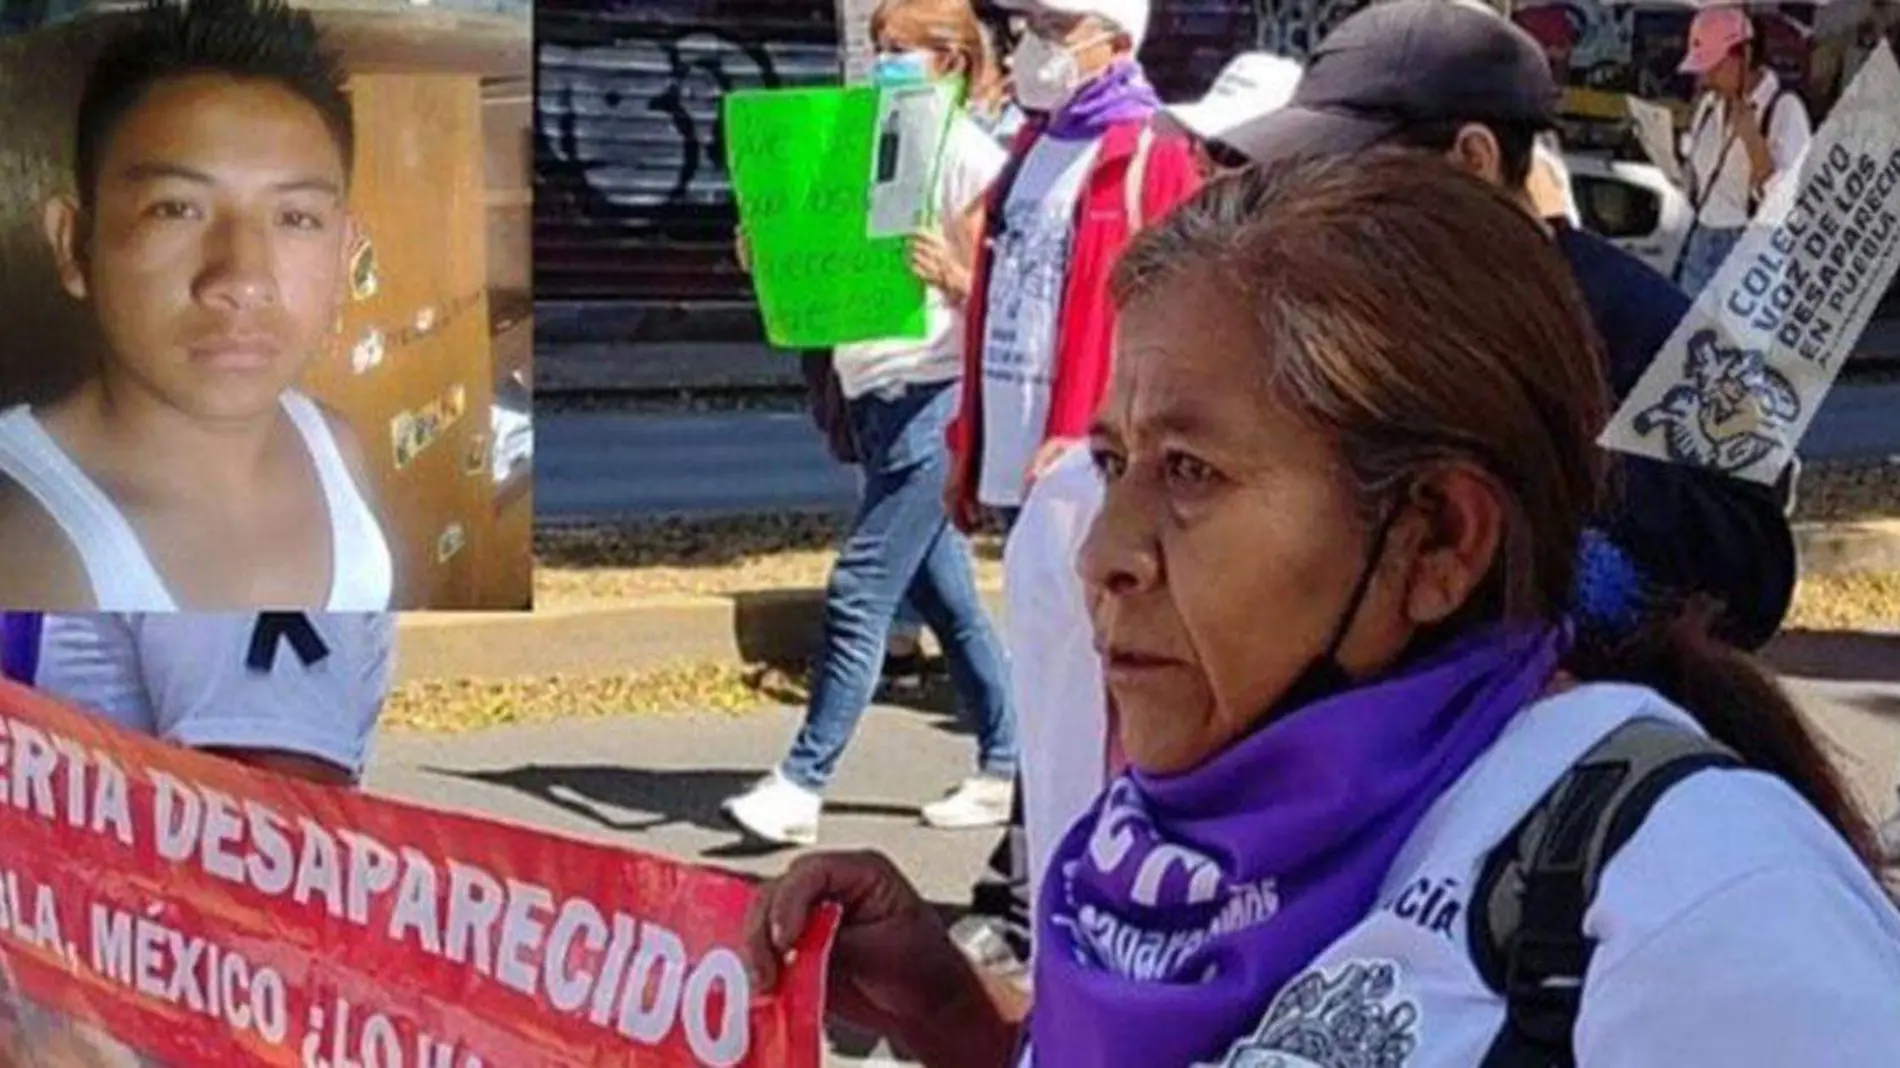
[1472,717,1742,1067]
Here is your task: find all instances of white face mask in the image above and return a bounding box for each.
[1010,31,1099,113]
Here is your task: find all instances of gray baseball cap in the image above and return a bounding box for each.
[1223,0,1560,166]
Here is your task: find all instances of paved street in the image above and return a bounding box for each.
[367,699,990,1066]
[538,410,860,520]
[536,379,1900,520]
[363,630,1900,1067]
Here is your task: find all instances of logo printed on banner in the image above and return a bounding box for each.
[1628,328,1802,472]
[1600,43,1900,484]
[1197,959,1421,1067]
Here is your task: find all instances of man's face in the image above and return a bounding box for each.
[52,73,352,422]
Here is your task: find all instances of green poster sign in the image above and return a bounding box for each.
[723,84,948,348]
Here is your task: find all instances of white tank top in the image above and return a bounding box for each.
[0,391,393,610]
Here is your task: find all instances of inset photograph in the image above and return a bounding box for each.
[0,0,531,610]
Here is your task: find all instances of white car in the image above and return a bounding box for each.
[1562,152,1693,280]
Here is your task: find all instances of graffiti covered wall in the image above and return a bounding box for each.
[529,0,1544,318]
[532,0,1281,310]
[535,0,842,305]
[532,0,1862,328]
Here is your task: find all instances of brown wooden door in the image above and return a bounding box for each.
[301,73,496,609]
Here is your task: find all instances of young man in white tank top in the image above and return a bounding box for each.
[0,0,393,611]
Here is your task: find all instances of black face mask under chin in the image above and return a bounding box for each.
[1262,503,1403,722]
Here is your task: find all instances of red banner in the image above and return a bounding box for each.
[0,678,837,1067]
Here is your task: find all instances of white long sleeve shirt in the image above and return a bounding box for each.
[1683,70,1813,228]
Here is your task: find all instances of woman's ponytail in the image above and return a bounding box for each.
[1570,597,1880,870]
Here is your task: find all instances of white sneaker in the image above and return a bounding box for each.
[921,775,1014,829]
[721,771,822,846]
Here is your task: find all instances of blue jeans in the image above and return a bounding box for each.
[853,465,925,643]
[1677,224,1745,299]
[782,381,1017,790]
[891,596,924,641]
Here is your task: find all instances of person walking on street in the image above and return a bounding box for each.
[944,0,1199,534]
[722,0,1017,847]
[945,0,1201,979]
[1674,6,1813,298]
[795,350,939,695]
[973,47,1303,968]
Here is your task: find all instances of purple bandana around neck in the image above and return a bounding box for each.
[1043,59,1162,141]
[1030,624,1567,1066]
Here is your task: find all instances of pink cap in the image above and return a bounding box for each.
[1679,6,1752,75]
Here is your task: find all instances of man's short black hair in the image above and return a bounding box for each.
[74,0,353,208]
[1385,118,1541,192]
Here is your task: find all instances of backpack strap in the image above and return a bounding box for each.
[1471,717,1742,1068]
[798,349,860,465]
[1682,94,1721,213]
[1747,86,1797,213]
[1761,85,1795,137]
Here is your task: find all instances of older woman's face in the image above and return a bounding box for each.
[1081,278,1402,775]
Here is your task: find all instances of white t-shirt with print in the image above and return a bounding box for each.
[1684,70,1814,229]
[978,134,1102,509]
[27,612,395,780]
[1021,682,1900,1066]
[833,115,1007,400]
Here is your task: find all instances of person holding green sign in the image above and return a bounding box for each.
[723,0,1019,849]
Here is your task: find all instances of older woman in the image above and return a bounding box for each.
[744,153,1900,1066]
